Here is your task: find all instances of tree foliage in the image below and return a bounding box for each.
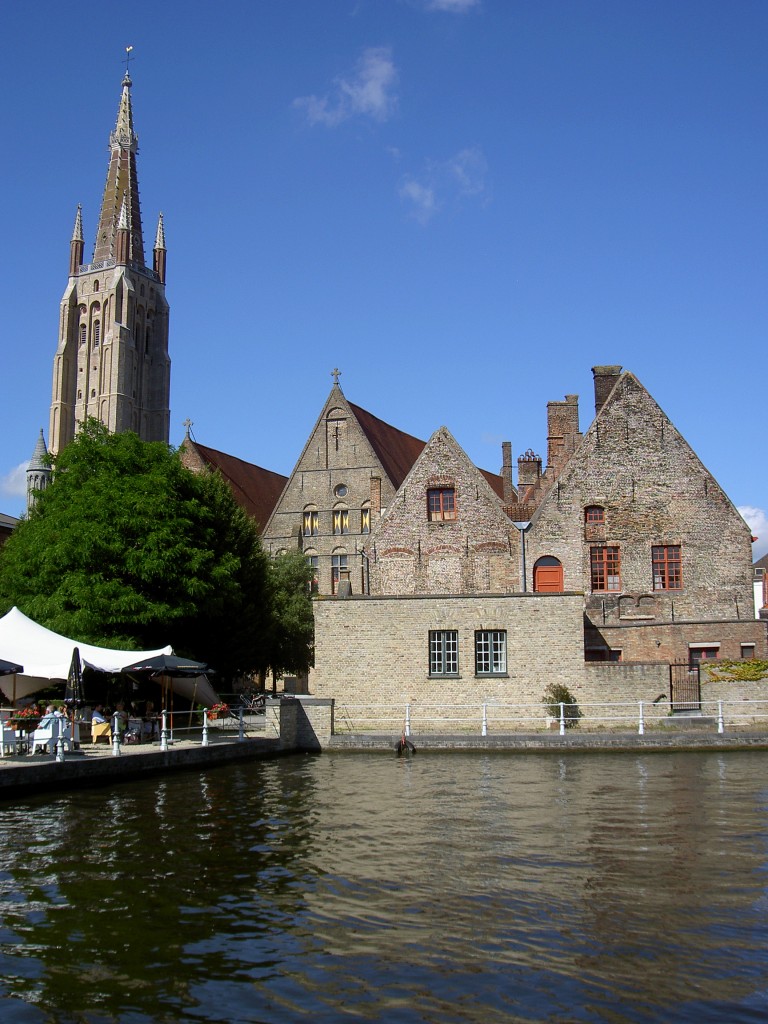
[265,550,315,680]
[0,421,272,682]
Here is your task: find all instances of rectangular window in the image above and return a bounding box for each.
[741,644,756,660]
[427,488,457,522]
[361,507,370,534]
[689,645,719,667]
[429,630,458,676]
[333,509,349,535]
[306,555,319,594]
[585,506,604,523]
[590,546,621,591]
[303,510,318,537]
[331,554,348,594]
[475,630,507,675]
[652,544,682,590]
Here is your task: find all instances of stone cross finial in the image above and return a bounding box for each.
[182,418,193,439]
[331,367,341,385]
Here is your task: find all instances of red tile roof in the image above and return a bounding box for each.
[187,442,288,532]
[349,402,426,490]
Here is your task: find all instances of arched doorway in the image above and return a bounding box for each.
[533,556,563,592]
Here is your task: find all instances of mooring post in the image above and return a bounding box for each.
[111,712,121,757]
[161,710,169,751]
[482,703,488,737]
[718,700,724,734]
[559,702,565,736]
[238,706,245,742]
[405,704,411,738]
[202,709,209,747]
[638,701,645,736]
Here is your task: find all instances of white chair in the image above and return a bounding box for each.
[1,721,17,756]
[31,716,73,755]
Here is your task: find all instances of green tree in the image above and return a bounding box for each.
[265,550,315,685]
[0,421,270,682]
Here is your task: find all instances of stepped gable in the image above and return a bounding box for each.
[187,442,288,532]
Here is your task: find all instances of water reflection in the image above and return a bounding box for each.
[0,752,767,1022]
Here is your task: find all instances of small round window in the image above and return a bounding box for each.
[334,484,348,498]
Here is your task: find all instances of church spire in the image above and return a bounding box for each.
[69,205,84,276]
[153,212,166,283]
[92,71,145,266]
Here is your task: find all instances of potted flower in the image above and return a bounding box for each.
[10,705,42,731]
[206,702,230,721]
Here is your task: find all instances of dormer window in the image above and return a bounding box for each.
[428,488,456,522]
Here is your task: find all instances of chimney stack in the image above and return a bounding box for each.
[592,365,622,415]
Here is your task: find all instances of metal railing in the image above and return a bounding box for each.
[334,698,768,737]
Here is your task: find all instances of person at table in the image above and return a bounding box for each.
[91,705,107,724]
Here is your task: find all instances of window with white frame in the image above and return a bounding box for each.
[429,630,458,677]
[475,630,507,675]
[331,553,348,594]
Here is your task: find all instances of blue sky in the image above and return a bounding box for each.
[2,0,766,557]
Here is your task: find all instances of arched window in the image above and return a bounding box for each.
[93,280,99,292]
[333,505,349,535]
[303,506,319,537]
[93,320,101,347]
[79,324,87,346]
[361,502,371,534]
[533,556,564,592]
[585,505,604,524]
[331,550,348,594]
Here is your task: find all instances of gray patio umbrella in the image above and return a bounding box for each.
[0,658,23,675]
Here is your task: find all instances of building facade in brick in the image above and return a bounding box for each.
[48,71,170,457]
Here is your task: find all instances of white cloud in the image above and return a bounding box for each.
[0,462,28,515]
[426,0,481,12]
[399,146,489,223]
[398,178,438,224]
[739,506,768,561]
[294,47,398,127]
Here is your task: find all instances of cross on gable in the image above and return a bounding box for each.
[331,367,341,385]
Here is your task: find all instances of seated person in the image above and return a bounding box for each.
[91,704,107,724]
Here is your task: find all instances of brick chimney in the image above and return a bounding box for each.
[592,365,622,415]
[500,441,516,503]
[517,449,542,490]
[546,394,580,473]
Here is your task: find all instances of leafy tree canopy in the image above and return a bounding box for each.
[266,550,315,681]
[0,421,272,682]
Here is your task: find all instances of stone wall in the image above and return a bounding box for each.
[312,592,587,727]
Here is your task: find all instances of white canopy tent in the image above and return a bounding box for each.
[0,606,217,706]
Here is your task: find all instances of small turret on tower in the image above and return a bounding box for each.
[26,430,52,511]
[153,212,166,284]
[69,205,84,277]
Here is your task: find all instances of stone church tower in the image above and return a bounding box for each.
[49,70,170,455]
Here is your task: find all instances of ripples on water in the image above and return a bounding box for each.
[1,751,768,1022]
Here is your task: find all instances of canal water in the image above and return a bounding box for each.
[1,750,768,1023]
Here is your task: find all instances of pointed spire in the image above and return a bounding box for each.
[92,71,145,265]
[69,204,84,276]
[153,212,167,282]
[28,429,49,471]
[111,72,138,154]
[71,204,83,242]
[154,212,166,251]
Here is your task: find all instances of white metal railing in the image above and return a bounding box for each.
[333,698,768,737]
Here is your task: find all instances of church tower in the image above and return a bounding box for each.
[49,69,170,455]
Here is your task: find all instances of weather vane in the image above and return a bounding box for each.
[124,45,134,76]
